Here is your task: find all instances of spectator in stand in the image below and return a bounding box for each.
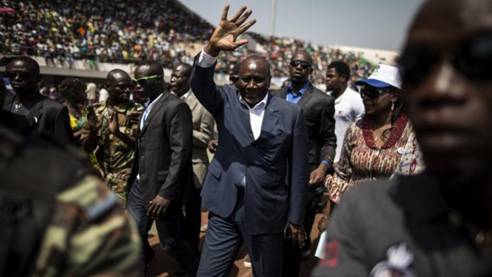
[1,0,376,86]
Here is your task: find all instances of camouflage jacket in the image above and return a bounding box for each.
[0,125,141,277]
[83,102,143,201]
[33,174,141,276]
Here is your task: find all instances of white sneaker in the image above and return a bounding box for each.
[243,255,252,268]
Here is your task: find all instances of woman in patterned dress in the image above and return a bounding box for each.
[325,64,424,204]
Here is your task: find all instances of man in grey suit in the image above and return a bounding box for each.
[170,62,215,254]
[126,63,198,276]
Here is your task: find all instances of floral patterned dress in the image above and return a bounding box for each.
[325,113,424,203]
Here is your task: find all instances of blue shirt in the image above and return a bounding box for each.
[286,81,310,104]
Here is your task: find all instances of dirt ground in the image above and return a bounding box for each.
[147,213,325,277]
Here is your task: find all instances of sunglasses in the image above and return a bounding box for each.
[399,31,492,86]
[290,60,311,69]
[360,86,391,99]
[6,72,31,80]
[132,75,162,86]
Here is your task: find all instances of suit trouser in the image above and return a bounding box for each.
[197,188,284,277]
[127,180,199,275]
[282,183,326,277]
[183,186,202,255]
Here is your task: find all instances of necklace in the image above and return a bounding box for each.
[362,113,408,149]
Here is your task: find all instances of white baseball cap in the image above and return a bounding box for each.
[356,64,402,90]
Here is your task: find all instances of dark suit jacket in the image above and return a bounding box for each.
[273,83,336,166]
[127,92,194,204]
[191,60,308,235]
[3,94,73,143]
[0,109,31,135]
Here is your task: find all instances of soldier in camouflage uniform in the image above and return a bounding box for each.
[84,69,143,202]
[0,123,141,276]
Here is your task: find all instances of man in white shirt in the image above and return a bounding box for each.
[325,61,365,162]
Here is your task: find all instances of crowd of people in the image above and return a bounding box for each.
[0,0,210,68]
[2,0,492,277]
[0,0,375,84]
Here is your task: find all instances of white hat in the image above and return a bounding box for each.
[356,64,401,89]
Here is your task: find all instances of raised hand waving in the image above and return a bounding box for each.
[205,5,256,57]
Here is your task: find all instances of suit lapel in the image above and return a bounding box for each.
[258,94,280,140]
[277,87,289,100]
[237,99,254,142]
[186,92,199,113]
[297,83,314,107]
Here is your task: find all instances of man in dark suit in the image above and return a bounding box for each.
[273,50,336,276]
[191,6,308,277]
[126,63,198,276]
[2,57,73,143]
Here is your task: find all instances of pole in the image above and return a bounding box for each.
[271,0,277,37]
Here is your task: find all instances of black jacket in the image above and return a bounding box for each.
[127,92,194,204]
[3,94,73,143]
[273,83,336,165]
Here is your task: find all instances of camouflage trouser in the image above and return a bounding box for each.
[106,173,129,203]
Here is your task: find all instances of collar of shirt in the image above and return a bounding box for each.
[329,86,354,105]
[181,90,192,100]
[239,92,269,112]
[287,81,310,98]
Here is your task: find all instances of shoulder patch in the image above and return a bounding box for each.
[57,175,118,220]
[370,242,416,277]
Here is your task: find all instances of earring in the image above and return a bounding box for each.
[391,101,395,112]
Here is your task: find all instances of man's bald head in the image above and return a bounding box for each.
[135,63,164,79]
[239,55,271,78]
[107,69,131,85]
[134,63,165,100]
[6,56,41,96]
[170,63,193,97]
[7,57,40,76]
[289,49,313,85]
[176,63,192,76]
[292,49,313,65]
[106,69,132,105]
